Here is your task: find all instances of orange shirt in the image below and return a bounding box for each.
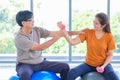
[79,29,116,66]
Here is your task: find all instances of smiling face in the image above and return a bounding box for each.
[22,17,34,29]
[94,12,111,33]
[93,17,105,32]
[16,10,34,29]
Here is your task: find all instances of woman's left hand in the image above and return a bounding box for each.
[96,66,104,73]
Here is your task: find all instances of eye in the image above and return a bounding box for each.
[27,20,32,21]
[26,19,34,22]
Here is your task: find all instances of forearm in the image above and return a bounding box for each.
[49,31,59,37]
[38,37,59,50]
[63,30,78,45]
[67,31,80,36]
[67,28,87,36]
[102,54,113,68]
[64,34,74,45]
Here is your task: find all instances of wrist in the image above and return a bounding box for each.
[101,65,105,69]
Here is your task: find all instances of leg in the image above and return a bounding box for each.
[102,64,119,80]
[16,63,33,80]
[67,63,95,80]
[33,60,70,80]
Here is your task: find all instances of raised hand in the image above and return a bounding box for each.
[57,21,66,30]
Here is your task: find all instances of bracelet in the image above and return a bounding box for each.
[61,24,65,30]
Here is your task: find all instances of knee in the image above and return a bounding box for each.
[19,70,33,80]
[104,71,119,80]
[105,70,115,74]
[62,63,70,71]
[22,70,32,77]
[68,69,78,78]
[18,65,33,80]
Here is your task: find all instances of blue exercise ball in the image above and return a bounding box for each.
[30,71,61,80]
[81,72,105,80]
[9,75,19,80]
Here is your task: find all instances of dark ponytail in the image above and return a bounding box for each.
[95,13,111,33]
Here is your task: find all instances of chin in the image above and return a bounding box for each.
[94,27,97,30]
[94,28,99,31]
[32,25,34,28]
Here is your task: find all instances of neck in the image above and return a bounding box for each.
[95,30,104,34]
[21,27,32,35]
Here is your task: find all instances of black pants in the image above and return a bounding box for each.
[16,60,70,80]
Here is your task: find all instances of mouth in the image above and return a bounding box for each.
[94,26,96,28]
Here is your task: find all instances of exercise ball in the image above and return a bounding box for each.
[81,72,105,80]
[9,75,19,80]
[30,71,61,80]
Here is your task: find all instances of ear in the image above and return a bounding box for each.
[102,24,106,28]
[21,21,25,26]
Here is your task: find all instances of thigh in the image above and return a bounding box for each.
[71,63,94,76]
[102,64,119,80]
[16,63,33,76]
[33,60,69,73]
[103,64,114,73]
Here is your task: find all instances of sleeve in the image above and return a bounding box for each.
[37,27,50,38]
[15,35,33,51]
[79,29,89,42]
[107,34,116,50]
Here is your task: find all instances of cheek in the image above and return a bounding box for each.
[96,24,101,28]
[30,22,33,25]
[94,24,98,28]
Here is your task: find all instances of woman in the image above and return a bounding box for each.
[58,13,119,80]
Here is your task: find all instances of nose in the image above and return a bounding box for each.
[31,20,34,23]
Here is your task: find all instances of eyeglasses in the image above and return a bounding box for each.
[26,19,34,22]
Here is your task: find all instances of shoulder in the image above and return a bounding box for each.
[83,28,94,34]
[14,29,31,41]
[32,26,44,33]
[33,26,42,31]
[14,30,25,43]
[33,26,50,37]
[106,32,113,36]
[105,33,114,39]
[14,30,23,39]
[33,26,49,32]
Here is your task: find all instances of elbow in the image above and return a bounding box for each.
[34,45,42,50]
[39,48,44,51]
[38,47,45,51]
[68,38,80,46]
[106,52,113,59]
[108,54,113,58]
[31,43,46,51]
[67,39,76,46]
[107,52,113,57]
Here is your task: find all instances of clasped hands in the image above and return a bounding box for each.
[57,21,85,35]
[96,66,104,73]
